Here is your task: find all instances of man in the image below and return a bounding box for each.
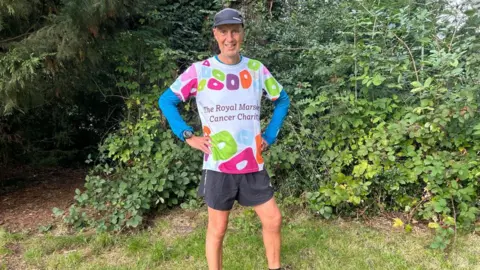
[159,8,290,270]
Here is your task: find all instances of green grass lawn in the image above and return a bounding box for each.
[1,205,479,270]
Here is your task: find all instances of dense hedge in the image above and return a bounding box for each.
[58,0,480,249]
[251,0,480,249]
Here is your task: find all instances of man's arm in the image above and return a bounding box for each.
[159,88,211,153]
[158,88,193,141]
[262,90,290,145]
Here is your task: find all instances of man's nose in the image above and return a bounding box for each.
[226,32,234,41]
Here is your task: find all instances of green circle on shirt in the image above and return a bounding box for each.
[211,131,237,161]
[198,79,206,91]
[265,77,280,97]
[212,69,226,81]
[247,60,261,71]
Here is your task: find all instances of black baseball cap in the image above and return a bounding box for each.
[213,8,244,27]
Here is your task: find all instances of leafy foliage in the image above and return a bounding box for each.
[60,0,220,231]
[0,0,218,165]
[66,94,202,231]
[2,0,479,248]
[243,0,480,249]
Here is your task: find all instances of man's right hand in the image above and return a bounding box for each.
[185,136,211,154]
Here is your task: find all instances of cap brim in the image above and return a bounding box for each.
[214,20,243,27]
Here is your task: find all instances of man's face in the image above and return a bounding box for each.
[213,24,244,58]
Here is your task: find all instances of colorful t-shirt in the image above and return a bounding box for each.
[168,56,283,174]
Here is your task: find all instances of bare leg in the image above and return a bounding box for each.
[254,197,282,269]
[206,207,230,270]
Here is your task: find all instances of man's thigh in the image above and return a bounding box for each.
[253,197,281,224]
[198,170,238,211]
[237,169,274,207]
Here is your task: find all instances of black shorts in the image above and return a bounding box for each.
[197,169,274,211]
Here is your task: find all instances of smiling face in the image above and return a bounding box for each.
[213,24,244,60]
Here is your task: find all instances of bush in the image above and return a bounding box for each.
[64,92,202,231]
[246,0,480,247]
[63,1,480,245]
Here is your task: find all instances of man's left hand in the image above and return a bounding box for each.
[261,138,269,152]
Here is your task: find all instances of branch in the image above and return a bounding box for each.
[0,25,36,44]
[392,32,420,82]
[450,196,457,245]
[268,0,274,17]
[448,25,458,53]
[91,77,128,101]
[268,46,310,51]
[431,34,442,51]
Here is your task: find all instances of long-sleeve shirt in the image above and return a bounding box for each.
[159,56,290,174]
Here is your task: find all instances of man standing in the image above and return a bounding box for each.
[159,8,290,270]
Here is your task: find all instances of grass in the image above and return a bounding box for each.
[1,206,480,270]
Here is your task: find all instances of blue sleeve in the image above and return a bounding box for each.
[262,90,290,145]
[158,88,193,141]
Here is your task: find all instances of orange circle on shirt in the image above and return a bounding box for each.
[203,126,211,136]
[255,134,264,164]
[240,70,252,89]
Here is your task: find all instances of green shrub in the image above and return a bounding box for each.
[62,1,480,250]
[65,93,202,231]
[247,0,479,248]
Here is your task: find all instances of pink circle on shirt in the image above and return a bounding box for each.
[263,66,270,75]
[218,147,259,173]
[181,65,197,81]
[180,78,197,99]
[207,78,224,90]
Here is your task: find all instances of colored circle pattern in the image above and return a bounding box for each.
[203,126,211,136]
[211,131,237,161]
[226,74,240,90]
[170,59,283,173]
[248,59,261,71]
[198,79,206,92]
[240,70,252,89]
[208,78,224,90]
[170,79,181,92]
[218,147,259,173]
[180,78,197,100]
[181,65,197,81]
[263,66,271,75]
[201,66,212,78]
[193,61,282,96]
[236,129,254,145]
[212,69,226,81]
[264,77,280,97]
[252,78,261,91]
[203,126,212,162]
[255,134,264,164]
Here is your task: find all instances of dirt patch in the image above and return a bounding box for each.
[152,208,206,239]
[0,166,86,232]
[4,242,22,255]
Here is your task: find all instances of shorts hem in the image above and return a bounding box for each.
[238,192,274,207]
[205,200,234,211]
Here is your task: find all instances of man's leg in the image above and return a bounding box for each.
[206,206,230,270]
[254,197,282,269]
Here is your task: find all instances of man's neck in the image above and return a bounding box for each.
[217,53,241,65]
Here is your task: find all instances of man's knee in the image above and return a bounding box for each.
[262,211,282,232]
[208,221,228,239]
